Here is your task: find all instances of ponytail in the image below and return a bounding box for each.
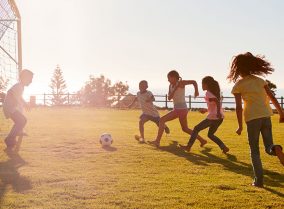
[202,76,221,100]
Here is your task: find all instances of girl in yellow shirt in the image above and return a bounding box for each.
[228,52,284,187]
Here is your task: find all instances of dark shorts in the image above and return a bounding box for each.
[140,114,160,126]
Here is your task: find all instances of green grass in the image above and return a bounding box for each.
[0,108,284,209]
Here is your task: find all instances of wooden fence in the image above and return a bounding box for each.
[22,93,284,109]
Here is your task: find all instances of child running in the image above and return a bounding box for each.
[180,76,229,153]
[150,70,207,147]
[228,52,284,187]
[128,80,170,143]
[3,69,33,150]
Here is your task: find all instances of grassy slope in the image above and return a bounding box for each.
[0,108,284,209]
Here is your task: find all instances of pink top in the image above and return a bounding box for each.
[205,91,224,120]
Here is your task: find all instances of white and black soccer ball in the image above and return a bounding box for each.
[100,133,113,147]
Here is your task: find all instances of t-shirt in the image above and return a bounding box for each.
[205,91,224,120]
[169,84,187,109]
[231,75,273,122]
[137,90,159,117]
[3,83,25,118]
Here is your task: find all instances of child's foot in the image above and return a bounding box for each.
[148,140,160,148]
[179,144,191,152]
[135,135,145,143]
[200,139,207,147]
[275,145,284,166]
[252,182,264,188]
[164,127,170,134]
[134,135,141,141]
[222,146,230,154]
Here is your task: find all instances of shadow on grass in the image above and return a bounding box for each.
[159,141,284,197]
[102,146,117,152]
[0,150,32,208]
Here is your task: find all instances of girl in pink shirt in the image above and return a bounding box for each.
[180,76,229,153]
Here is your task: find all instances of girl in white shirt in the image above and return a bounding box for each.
[150,70,207,147]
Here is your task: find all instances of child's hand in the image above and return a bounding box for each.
[199,108,207,114]
[236,127,243,135]
[194,91,199,98]
[217,113,222,119]
[24,103,31,112]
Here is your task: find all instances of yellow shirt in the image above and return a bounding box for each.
[231,75,273,122]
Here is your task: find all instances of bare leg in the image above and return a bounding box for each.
[179,116,207,147]
[154,111,178,146]
[14,135,23,152]
[139,118,149,140]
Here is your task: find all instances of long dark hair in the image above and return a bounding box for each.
[227,52,274,83]
[167,70,182,81]
[202,76,221,100]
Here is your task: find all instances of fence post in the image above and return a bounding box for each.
[188,95,191,109]
[281,96,283,110]
[165,94,168,109]
[44,93,46,106]
[68,93,70,105]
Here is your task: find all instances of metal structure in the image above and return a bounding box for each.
[0,0,21,88]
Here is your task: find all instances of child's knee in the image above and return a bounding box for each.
[182,126,189,133]
[139,119,145,125]
[207,132,214,139]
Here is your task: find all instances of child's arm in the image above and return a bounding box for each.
[146,95,155,103]
[128,96,138,108]
[264,85,284,123]
[21,98,30,111]
[168,85,175,101]
[209,98,221,119]
[181,80,199,98]
[11,90,30,111]
[234,93,243,135]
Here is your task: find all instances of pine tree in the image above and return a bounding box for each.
[49,65,68,105]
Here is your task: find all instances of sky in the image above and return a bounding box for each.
[15,0,284,96]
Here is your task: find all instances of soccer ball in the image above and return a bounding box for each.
[100,133,113,147]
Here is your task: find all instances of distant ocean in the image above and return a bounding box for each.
[129,88,284,109]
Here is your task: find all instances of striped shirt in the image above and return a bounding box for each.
[137,91,159,117]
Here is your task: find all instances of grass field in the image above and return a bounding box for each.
[0,108,284,209]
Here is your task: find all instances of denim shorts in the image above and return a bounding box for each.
[140,114,160,125]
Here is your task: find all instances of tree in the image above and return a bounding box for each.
[49,65,68,105]
[80,75,129,107]
[266,80,277,96]
[111,81,129,101]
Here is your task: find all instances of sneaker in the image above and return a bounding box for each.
[222,146,230,154]
[179,144,191,152]
[275,145,284,166]
[148,140,160,148]
[134,135,141,141]
[164,126,170,134]
[252,182,264,188]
